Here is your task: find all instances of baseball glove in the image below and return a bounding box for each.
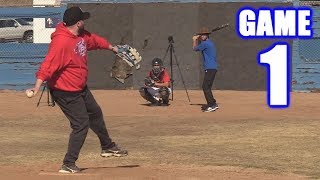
[144,77,155,87]
[116,44,142,69]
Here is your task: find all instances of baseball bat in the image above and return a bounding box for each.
[211,23,229,32]
[193,23,230,36]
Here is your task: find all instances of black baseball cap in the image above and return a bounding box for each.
[63,6,90,26]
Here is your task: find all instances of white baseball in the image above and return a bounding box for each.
[26,90,34,98]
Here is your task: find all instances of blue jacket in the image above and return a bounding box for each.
[194,39,218,70]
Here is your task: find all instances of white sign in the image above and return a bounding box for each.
[33,0,61,43]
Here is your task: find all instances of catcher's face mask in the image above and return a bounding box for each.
[152,64,162,74]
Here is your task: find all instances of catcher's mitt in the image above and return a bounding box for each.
[116,44,142,69]
[144,77,155,87]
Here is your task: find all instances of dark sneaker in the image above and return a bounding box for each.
[162,99,169,106]
[58,164,81,173]
[161,103,169,106]
[101,144,128,157]
[149,99,162,107]
[203,104,219,112]
[149,102,161,106]
[201,104,209,110]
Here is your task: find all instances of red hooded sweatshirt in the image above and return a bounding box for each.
[36,23,111,92]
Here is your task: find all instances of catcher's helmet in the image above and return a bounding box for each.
[152,58,163,66]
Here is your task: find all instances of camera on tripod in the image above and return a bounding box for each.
[168,36,174,44]
[162,35,190,103]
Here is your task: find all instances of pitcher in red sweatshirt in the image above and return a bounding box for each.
[26,6,127,173]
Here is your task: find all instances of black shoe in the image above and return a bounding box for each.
[203,104,219,112]
[149,99,162,106]
[162,99,169,106]
[58,164,81,173]
[149,102,161,106]
[101,144,128,157]
[201,104,209,110]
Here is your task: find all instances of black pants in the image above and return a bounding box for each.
[202,69,217,107]
[51,86,114,165]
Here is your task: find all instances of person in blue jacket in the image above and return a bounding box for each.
[193,27,219,112]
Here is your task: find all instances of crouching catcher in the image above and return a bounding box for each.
[139,58,171,106]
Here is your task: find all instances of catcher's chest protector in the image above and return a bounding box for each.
[150,70,165,83]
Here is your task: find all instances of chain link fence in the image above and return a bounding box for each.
[298,14,320,64]
[291,0,320,92]
[0,6,65,90]
[0,1,319,91]
[298,0,320,63]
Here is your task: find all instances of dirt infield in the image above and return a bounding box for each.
[0,90,319,179]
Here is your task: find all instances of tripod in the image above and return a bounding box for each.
[37,82,55,107]
[162,36,191,103]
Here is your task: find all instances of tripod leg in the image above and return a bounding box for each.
[172,46,191,103]
[50,92,55,107]
[170,44,174,101]
[163,43,174,101]
[45,84,55,107]
[47,84,50,106]
[36,84,46,107]
[171,81,173,101]
[162,45,170,61]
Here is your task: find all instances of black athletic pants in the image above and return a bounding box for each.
[202,69,217,107]
[51,86,114,165]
